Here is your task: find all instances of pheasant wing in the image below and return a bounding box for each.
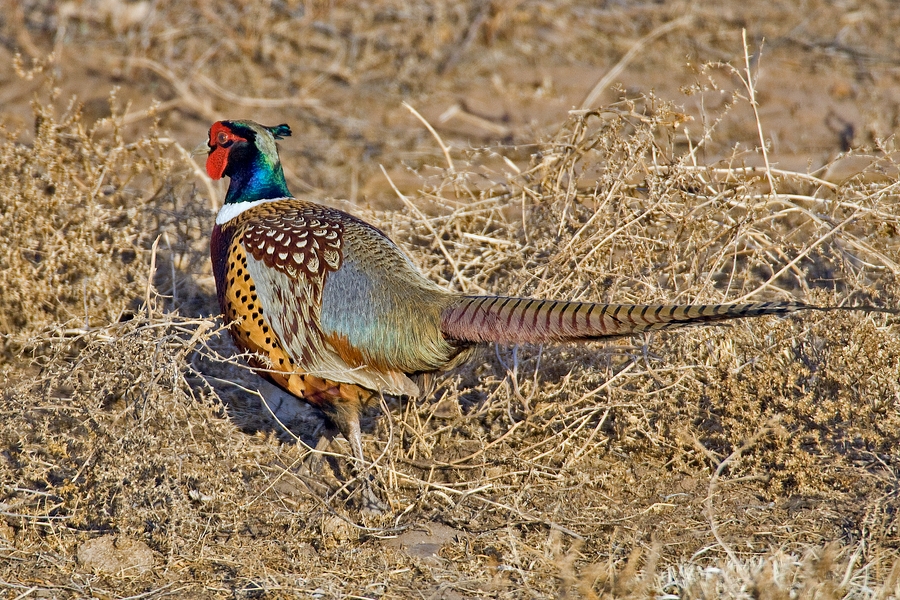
[239,201,420,396]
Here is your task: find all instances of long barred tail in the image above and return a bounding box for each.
[439,296,820,345]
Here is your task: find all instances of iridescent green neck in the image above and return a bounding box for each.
[224,151,291,204]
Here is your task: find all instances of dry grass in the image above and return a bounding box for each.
[3,1,900,598]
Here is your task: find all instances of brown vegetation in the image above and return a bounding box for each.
[2,1,900,598]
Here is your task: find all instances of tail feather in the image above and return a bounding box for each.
[440,296,821,345]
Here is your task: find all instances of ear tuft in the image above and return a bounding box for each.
[267,124,292,139]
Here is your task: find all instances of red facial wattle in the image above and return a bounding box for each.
[206,122,245,180]
[206,145,228,180]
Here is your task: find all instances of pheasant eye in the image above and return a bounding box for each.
[216,130,230,145]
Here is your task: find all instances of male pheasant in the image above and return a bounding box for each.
[207,119,888,487]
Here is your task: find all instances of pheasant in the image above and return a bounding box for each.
[207,119,891,497]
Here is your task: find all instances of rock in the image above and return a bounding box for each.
[77,535,155,576]
[382,522,463,563]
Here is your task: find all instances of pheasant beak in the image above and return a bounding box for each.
[191,141,209,157]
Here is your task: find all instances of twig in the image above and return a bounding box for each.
[732,212,857,303]
[647,164,838,191]
[195,73,320,109]
[740,29,778,196]
[403,101,455,172]
[581,15,692,110]
[145,235,161,317]
[575,197,666,270]
[160,137,219,212]
[379,164,471,291]
[702,421,779,581]
[125,57,217,121]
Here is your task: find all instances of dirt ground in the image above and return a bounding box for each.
[2,1,900,598]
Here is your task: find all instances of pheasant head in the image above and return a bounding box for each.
[206,120,293,205]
